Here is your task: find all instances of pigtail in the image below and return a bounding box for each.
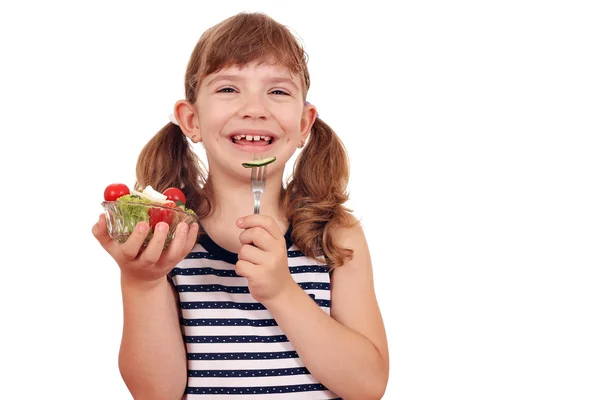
[284,117,355,268]
[135,122,210,218]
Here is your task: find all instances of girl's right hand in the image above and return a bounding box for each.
[92,214,199,288]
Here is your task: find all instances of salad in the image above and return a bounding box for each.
[103,183,197,233]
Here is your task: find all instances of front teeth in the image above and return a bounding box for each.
[232,134,272,142]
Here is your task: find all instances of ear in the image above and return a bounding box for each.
[300,102,318,142]
[174,100,201,142]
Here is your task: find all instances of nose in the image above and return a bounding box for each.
[237,93,271,120]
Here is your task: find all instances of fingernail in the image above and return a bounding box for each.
[157,222,168,232]
[137,222,149,232]
[237,218,243,226]
[181,224,188,234]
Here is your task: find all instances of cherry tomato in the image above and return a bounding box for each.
[148,202,176,228]
[163,187,186,205]
[104,183,130,201]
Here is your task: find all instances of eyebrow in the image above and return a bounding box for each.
[268,77,300,91]
[206,75,238,87]
[206,75,300,91]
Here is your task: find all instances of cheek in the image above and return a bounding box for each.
[278,109,303,132]
[200,105,233,131]
[208,104,232,120]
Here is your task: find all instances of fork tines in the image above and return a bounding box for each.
[257,164,267,182]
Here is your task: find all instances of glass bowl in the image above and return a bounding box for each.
[101,200,199,248]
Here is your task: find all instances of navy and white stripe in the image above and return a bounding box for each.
[169,226,340,399]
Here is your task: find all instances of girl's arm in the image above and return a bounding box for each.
[93,215,198,400]
[263,218,389,400]
[118,276,187,400]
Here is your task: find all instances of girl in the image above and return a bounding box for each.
[93,11,388,400]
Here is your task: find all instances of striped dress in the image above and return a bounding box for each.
[169,225,342,399]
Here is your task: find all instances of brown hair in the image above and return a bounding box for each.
[135,12,354,268]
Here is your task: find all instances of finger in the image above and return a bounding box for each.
[237,214,282,240]
[239,227,274,250]
[183,222,200,253]
[119,221,151,260]
[235,259,255,278]
[92,214,119,254]
[157,222,199,268]
[163,222,191,258]
[238,243,264,264]
[139,222,169,262]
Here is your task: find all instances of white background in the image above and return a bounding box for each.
[1,1,598,399]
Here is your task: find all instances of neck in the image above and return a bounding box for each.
[199,168,289,252]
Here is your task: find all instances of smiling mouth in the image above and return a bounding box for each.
[230,134,274,145]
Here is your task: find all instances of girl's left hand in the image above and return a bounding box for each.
[236,215,295,304]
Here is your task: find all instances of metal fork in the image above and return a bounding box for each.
[250,154,268,214]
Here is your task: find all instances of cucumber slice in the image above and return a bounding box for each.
[242,156,276,168]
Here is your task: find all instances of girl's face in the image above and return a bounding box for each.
[192,61,315,180]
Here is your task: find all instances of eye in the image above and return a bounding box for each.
[217,87,237,93]
[270,89,290,96]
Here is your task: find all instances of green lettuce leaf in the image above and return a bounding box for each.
[116,195,151,232]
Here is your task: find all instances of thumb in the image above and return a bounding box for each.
[92,214,118,253]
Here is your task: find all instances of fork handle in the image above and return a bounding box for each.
[253,192,261,214]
